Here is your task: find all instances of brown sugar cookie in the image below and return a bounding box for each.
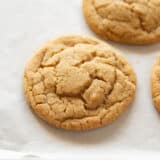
[24,35,136,131]
[151,57,160,112]
[82,0,160,45]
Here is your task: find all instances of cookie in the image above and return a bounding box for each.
[151,57,160,112]
[24,35,136,131]
[82,0,160,45]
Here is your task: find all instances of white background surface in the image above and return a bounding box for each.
[0,0,160,159]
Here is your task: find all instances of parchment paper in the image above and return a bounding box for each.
[0,0,160,159]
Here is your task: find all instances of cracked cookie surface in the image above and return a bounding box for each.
[24,35,136,131]
[151,57,160,112]
[83,0,160,44]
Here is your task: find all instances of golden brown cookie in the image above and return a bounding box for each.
[151,57,160,112]
[24,35,136,131]
[82,0,160,45]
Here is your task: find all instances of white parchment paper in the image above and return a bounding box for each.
[0,0,160,159]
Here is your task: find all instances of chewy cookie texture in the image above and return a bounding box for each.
[83,0,160,45]
[151,57,160,112]
[24,35,136,131]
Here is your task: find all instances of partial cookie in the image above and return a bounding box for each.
[83,0,160,45]
[24,35,136,131]
[151,57,160,112]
